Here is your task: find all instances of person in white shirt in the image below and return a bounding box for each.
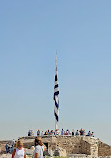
[11,139,15,147]
[41,131,44,137]
[12,139,26,158]
[33,137,46,158]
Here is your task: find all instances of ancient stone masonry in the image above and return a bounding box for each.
[20,136,111,157]
[98,141,111,156]
[82,136,99,157]
[1,136,111,157]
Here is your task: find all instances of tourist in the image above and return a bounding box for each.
[79,128,84,135]
[32,137,46,158]
[66,129,69,135]
[11,139,15,147]
[47,129,50,135]
[37,130,40,136]
[87,131,91,136]
[30,130,34,136]
[75,130,79,136]
[72,129,74,136]
[41,131,44,137]
[68,129,71,135]
[9,146,13,154]
[6,143,8,153]
[61,129,64,135]
[50,130,54,135]
[12,139,26,158]
[44,131,48,135]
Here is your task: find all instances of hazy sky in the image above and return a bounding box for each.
[0,0,111,145]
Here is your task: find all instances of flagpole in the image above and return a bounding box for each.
[54,52,59,131]
[55,53,57,130]
[55,119,58,130]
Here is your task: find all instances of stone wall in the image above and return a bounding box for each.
[56,136,81,154]
[22,136,98,157]
[80,139,91,155]
[1,136,111,157]
[98,141,111,156]
[82,137,98,157]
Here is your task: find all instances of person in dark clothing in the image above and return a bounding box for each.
[72,129,74,136]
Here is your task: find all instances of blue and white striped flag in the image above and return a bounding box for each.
[54,55,59,130]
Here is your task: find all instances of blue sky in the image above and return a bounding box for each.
[0,0,111,145]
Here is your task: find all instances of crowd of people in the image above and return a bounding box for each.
[28,128,94,137]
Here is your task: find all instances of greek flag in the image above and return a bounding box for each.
[54,55,59,130]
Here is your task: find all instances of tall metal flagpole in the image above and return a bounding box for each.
[54,53,59,131]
